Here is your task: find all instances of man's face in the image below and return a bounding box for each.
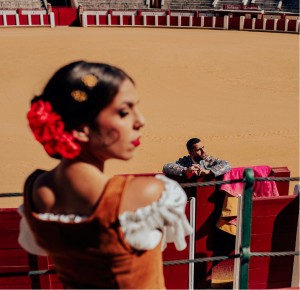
[189,141,206,161]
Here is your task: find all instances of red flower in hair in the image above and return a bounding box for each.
[27,100,81,159]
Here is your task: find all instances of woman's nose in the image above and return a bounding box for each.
[134,111,145,130]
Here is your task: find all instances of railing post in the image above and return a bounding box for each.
[49,12,55,28]
[189,15,193,27]
[108,10,112,26]
[240,16,245,30]
[81,12,87,27]
[239,168,254,290]
[212,16,216,28]
[189,197,196,290]
[233,195,243,290]
[224,15,229,30]
[200,16,204,27]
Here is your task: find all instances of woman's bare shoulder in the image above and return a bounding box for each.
[120,176,165,213]
[28,170,55,213]
[29,164,109,214]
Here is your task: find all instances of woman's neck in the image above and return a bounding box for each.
[61,153,105,172]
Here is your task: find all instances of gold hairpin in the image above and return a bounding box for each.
[71,90,88,102]
[81,74,98,88]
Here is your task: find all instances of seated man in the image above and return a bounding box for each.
[162,137,231,179]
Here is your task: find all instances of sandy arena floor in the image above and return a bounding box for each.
[0,26,299,207]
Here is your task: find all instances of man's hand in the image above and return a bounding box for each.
[185,165,211,178]
[185,164,202,179]
[199,169,211,175]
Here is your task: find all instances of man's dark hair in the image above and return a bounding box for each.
[186,138,201,151]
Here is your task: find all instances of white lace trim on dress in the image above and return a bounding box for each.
[119,174,193,251]
[18,205,48,256]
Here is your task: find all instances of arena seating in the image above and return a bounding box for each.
[280,0,299,13]
[162,0,214,10]
[213,0,244,9]
[250,0,280,11]
[77,0,148,10]
[0,0,44,10]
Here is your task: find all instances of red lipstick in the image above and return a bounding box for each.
[132,137,141,147]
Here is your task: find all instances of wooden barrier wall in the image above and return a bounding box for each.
[249,194,299,289]
[0,167,298,289]
[167,166,299,289]
[51,7,78,26]
[81,10,300,33]
[0,10,54,27]
[0,8,299,33]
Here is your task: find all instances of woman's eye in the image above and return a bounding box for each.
[119,110,128,118]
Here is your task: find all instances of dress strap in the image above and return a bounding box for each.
[94,175,134,228]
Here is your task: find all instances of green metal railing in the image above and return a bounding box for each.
[239,168,255,289]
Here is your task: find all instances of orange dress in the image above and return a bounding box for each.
[23,170,166,289]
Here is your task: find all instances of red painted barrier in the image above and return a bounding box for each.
[0,208,40,289]
[266,19,275,30]
[19,15,28,25]
[204,17,213,28]
[51,7,77,26]
[229,17,240,30]
[0,8,298,32]
[167,166,294,288]
[147,15,155,26]
[111,15,120,25]
[192,16,201,27]
[157,16,166,26]
[0,167,297,289]
[249,195,299,289]
[170,16,178,26]
[255,19,264,29]
[87,15,96,25]
[277,19,286,31]
[31,15,40,25]
[215,16,224,28]
[6,15,16,25]
[100,15,108,25]
[0,10,53,27]
[244,18,253,29]
[271,167,290,195]
[163,199,192,289]
[288,20,297,31]
[123,15,131,25]
[135,15,143,25]
[181,16,190,27]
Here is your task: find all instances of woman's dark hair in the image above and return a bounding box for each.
[32,61,134,131]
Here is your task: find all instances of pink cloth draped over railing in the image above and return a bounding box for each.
[217,165,279,234]
[220,165,279,197]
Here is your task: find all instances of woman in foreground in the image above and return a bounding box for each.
[18,61,192,289]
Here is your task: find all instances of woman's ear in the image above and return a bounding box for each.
[72,125,90,142]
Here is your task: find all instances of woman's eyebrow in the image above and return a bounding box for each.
[120,99,140,106]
